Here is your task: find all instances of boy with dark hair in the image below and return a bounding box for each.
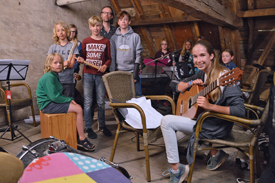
[77,16,112,139]
[110,11,143,96]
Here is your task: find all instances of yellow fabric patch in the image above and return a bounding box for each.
[35,173,96,183]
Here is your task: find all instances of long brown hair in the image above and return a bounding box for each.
[180,39,193,56]
[193,40,228,102]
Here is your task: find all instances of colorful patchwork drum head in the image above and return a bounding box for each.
[19,152,132,183]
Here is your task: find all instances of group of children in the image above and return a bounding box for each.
[36,6,241,182]
[36,10,143,151]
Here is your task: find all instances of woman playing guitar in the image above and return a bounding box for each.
[161,40,245,183]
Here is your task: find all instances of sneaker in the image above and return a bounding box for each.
[99,126,112,137]
[86,128,97,139]
[169,163,189,183]
[206,150,229,170]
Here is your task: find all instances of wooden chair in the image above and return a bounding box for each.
[102,71,175,182]
[187,101,269,183]
[0,82,37,127]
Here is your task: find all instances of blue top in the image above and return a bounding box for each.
[223,60,237,70]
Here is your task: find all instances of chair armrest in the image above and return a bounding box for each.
[2,83,32,99]
[241,83,251,88]
[0,87,9,105]
[244,103,264,112]
[194,111,262,137]
[109,102,147,134]
[145,95,176,114]
[241,89,253,93]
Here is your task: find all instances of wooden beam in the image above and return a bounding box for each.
[231,30,241,68]
[247,0,255,10]
[193,22,200,38]
[159,4,177,51]
[140,27,156,57]
[109,0,120,14]
[238,8,275,18]
[246,32,275,84]
[246,0,255,64]
[149,0,243,28]
[131,0,156,57]
[131,16,200,26]
[131,0,145,20]
[55,0,87,6]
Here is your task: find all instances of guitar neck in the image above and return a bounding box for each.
[191,79,218,106]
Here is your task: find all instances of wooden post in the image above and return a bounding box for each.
[246,32,275,84]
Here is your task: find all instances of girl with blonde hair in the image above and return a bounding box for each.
[48,22,79,98]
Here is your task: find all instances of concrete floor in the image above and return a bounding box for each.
[0,117,259,183]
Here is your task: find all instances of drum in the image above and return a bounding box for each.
[16,137,61,168]
[16,136,132,179]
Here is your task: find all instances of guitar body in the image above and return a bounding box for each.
[175,68,243,119]
[176,85,205,119]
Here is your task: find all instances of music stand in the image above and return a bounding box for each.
[143,58,169,94]
[0,59,32,143]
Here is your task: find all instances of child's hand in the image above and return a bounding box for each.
[191,79,204,86]
[197,96,211,110]
[98,65,107,73]
[77,57,84,64]
[64,60,70,67]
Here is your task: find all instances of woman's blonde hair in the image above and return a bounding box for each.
[52,22,71,44]
[193,40,228,102]
[159,38,170,51]
[180,39,193,56]
[44,53,64,73]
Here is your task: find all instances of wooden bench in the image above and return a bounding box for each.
[40,111,77,148]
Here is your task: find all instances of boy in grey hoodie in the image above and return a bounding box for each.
[110,11,143,96]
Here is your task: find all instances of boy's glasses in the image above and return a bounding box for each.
[101,12,112,15]
[71,31,76,33]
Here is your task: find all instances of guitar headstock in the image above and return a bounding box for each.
[219,67,243,86]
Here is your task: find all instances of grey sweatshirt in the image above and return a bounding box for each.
[110,26,143,72]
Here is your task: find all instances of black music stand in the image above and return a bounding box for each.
[0,59,31,143]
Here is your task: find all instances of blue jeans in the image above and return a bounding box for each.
[135,79,142,96]
[83,73,106,129]
[61,83,74,98]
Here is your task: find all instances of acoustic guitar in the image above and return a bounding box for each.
[176,67,243,119]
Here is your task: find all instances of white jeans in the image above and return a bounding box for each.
[161,115,196,163]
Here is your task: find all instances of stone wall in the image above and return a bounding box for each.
[0,0,112,124]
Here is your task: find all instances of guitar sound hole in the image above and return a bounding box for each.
[188,99,192,109]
